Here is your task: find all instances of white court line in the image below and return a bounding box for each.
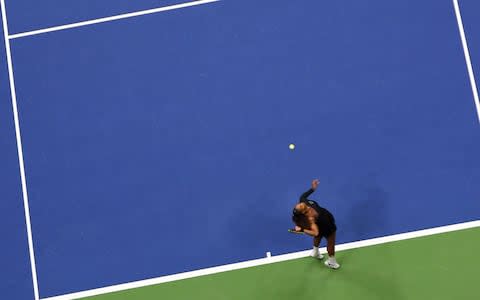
[1,2,476,299]
[453,0,480,124]
[8,0,219,40]
[0,1,40,300]
[41,220,480,300]
[1,1,219,299]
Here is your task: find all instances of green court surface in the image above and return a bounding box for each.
[83,227,480,300]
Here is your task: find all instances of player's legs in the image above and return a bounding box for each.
[326,231,335,256]
[324,231,340,269]
[310,236,324,259]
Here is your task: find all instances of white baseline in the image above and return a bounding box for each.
[41,220,480,300]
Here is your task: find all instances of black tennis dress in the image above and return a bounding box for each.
[298,188,337,238]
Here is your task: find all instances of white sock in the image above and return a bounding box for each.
[312,246,319,254]
[328,256,337,263]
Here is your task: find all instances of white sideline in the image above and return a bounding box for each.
[453,0,480,123]
[0,0,40,299]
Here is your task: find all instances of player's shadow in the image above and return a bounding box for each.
[332,179,395,297]
[341,182,390,240]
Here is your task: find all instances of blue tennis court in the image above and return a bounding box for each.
[1,1,479,299]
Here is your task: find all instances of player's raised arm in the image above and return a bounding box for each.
[299,179,320,202]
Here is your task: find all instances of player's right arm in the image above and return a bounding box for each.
[302,220,319,237]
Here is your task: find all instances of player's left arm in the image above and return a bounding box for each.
[299,179,320,203]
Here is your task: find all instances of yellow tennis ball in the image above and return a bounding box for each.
[289,144,295,150]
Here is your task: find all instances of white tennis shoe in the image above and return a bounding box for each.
[310,250,324,259]
[324,257,340,269]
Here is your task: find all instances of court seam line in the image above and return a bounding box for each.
[7,0,219,40]
[40,219,480,300]
[0,1,40,299]
[453,0,480,124]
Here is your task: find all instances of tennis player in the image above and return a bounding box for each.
[292,179,340,269]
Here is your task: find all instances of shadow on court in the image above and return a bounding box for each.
[338,175,391,241]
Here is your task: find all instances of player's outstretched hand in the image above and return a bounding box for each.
[311,179,320,190]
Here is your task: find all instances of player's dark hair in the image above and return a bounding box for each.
[292,210,307,227]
